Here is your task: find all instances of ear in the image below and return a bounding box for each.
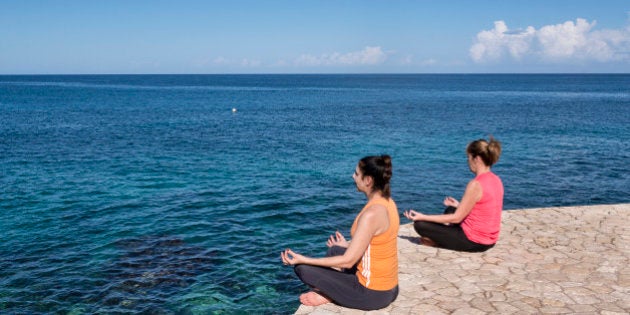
[363,175,374,187]
[473,155,487,169]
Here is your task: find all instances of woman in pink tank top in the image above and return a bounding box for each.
[404,137,504,252]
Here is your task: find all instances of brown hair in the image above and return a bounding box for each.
[467,136,502,166]
[358,155,393,199]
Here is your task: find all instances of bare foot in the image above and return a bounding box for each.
[420,237,437,247]
[299,291,331,306]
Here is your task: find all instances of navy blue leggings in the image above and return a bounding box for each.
[293,246,398,310]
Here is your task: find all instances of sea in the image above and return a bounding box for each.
[1,74,629,314]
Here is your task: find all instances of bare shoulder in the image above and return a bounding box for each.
[466,178,482,190]
[363,203,387,217]
[464,178,483,200]
[358,204,389,232]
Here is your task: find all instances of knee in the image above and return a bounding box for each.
[413,220,430,234]
[293,264,319,285]
[293,264,312,278]
[294,264,305,275]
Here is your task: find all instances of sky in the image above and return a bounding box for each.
[1,0,629,74]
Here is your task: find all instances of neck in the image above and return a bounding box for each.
[366,190,383,201]
[475,165,491,176]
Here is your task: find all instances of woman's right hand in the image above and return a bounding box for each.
[404,209,424,221]
[281,248,305,266]
[326,231,348,248]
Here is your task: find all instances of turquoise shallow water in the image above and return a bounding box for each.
[1,74,629,313]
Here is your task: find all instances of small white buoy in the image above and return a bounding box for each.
[232,108,237,113]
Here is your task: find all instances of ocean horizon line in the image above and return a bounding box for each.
[1,72,630,76]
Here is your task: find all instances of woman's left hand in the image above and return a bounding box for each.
[443,196,460,208]
[326,231,349,248]
[281,248,304,266]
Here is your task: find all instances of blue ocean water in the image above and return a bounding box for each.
[1,74,629,314]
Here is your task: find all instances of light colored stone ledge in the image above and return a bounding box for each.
[295,203,630,314]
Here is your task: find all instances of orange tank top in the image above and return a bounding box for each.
[350,197,399,291]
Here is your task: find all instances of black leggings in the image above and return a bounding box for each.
[413,206,495,253]
[293,246,398,311]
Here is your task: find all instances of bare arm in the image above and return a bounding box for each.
[281,205,387,269]
[404,179,482,224]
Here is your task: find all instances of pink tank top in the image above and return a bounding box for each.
[461,172,504,245]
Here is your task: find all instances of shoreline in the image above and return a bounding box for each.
[295,203,630,314]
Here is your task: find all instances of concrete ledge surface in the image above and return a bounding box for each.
[294,203,630,314]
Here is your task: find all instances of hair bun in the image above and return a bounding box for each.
[381,155,393,180]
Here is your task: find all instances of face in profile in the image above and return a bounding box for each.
[467,154,475,173]
[353,165,366,192]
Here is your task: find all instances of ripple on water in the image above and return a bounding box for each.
[2,74,629,313]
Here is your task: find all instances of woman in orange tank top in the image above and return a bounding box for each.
[281,155,399,310]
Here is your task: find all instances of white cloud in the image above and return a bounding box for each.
[400,54,414,65]
[420,58,437,66]
[295,46,387,66]
[207,56,262,67]
[213,56,229,65]
[470,21,536,62]
[240,58,261,67]
[470,18,630,63]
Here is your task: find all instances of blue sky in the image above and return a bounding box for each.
[1,0,629,74]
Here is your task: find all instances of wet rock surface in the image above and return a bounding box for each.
[98,236,216,312]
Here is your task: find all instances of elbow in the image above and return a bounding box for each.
[449,215,464,224]
[339,264,354,269]
[339,261,356,269]
[338,257,359,269]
